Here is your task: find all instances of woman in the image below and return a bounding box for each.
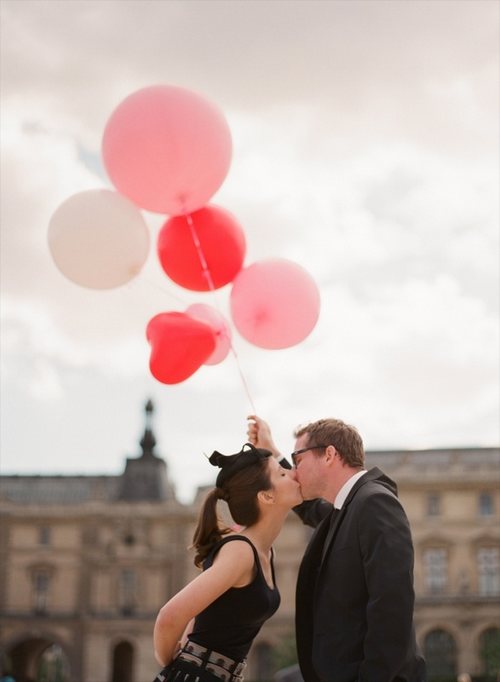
[153,442,302,682]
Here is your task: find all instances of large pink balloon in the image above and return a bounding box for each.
[102,85,232,215]
[48,189,150,289]
[230,259,320,349]
[186,304,232,365]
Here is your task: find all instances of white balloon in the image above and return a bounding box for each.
[48,189,150,289]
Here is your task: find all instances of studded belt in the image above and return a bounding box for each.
[175,640,247,681]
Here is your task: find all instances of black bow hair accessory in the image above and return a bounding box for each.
[209,443,271,488]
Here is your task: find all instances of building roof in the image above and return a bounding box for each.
[0,399,177,505]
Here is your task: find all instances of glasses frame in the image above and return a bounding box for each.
[291,445,329,468]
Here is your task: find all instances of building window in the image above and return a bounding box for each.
[37,644,70,682]
[423,548,448,594]
[111,641,134,682]
[32,570,50,614]
[119,569,137,615]
[479,492,494,517]
[426,493,441,517]
[39,526,51,545]
[477,547,500,596]
[480,628,500,676]
[424,629,457,678]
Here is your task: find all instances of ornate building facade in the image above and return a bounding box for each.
[0,401,499,682]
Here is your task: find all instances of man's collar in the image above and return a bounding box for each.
[334,469,367,509]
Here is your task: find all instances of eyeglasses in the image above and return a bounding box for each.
[290,445,328,467]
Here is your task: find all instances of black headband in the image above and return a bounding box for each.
[209,443,271,488]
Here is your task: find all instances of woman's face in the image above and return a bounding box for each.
[266,456,303,508]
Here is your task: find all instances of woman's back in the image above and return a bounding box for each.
[189,535,280,660]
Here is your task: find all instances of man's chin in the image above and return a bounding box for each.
[299,490,315,501]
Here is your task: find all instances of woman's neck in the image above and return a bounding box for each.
[242,508,288,553]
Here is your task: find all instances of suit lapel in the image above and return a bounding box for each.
[319,468,384,566]
[299,511,332,579]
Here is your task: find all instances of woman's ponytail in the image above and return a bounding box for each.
[192,488,230,568]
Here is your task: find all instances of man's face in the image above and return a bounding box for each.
[292,433,327,500]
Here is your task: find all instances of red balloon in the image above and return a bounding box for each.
[146,312,216,384]
[157,204,246,291]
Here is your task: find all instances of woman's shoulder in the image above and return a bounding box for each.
[217,533,257,553]
[208,534,256,568]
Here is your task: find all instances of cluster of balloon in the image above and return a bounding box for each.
[47,84,321,385]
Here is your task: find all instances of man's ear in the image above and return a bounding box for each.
[324,445,337,465]
[257,490,275,505]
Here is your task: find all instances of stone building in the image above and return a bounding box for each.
[0,400,499,682]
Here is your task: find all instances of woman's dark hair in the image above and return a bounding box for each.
[192,455,272,568]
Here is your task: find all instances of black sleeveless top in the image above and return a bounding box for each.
[188,535,281,661]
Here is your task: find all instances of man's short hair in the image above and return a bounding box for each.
[294,418,365,468]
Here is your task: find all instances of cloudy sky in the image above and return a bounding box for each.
[1,0,498,503]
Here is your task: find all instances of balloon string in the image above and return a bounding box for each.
[185,213,217,294]
[183,212,257,414]
[138,276,189,306]
[229,344,257,414]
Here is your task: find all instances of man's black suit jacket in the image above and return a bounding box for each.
[292,467,427,682]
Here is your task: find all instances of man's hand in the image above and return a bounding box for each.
[246,415,282,459]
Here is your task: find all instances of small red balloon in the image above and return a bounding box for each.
[157,204,246,291]
[146,312,216,384]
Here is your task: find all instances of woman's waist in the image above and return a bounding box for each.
[188,629,253,663]
[176,640,247,681]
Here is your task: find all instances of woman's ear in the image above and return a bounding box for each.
[257,490,275,505]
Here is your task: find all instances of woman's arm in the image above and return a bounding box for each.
[247,415,333,527]
[153,539,255,666]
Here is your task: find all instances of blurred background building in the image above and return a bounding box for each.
[0,400,499,682]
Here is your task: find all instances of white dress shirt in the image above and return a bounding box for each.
[334,470,368,510]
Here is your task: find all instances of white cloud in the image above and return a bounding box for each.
[0,0,498,502]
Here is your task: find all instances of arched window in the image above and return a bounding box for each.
[111,641,134,682]
[479,628,500,677]
[37,644,70,682]
[6,637,71,682]
[424,629,457,678]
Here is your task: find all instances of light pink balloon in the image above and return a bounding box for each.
[47,189,150,290]
[230,259,320,349]
[102,85,232,215]
[186,304,232,365]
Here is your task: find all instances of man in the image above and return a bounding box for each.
[248,415,426,682]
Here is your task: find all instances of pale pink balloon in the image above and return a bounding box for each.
[186,303,232,365]
[102,85,232,215]
[47,189,150,290]
[230,259,320,349]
